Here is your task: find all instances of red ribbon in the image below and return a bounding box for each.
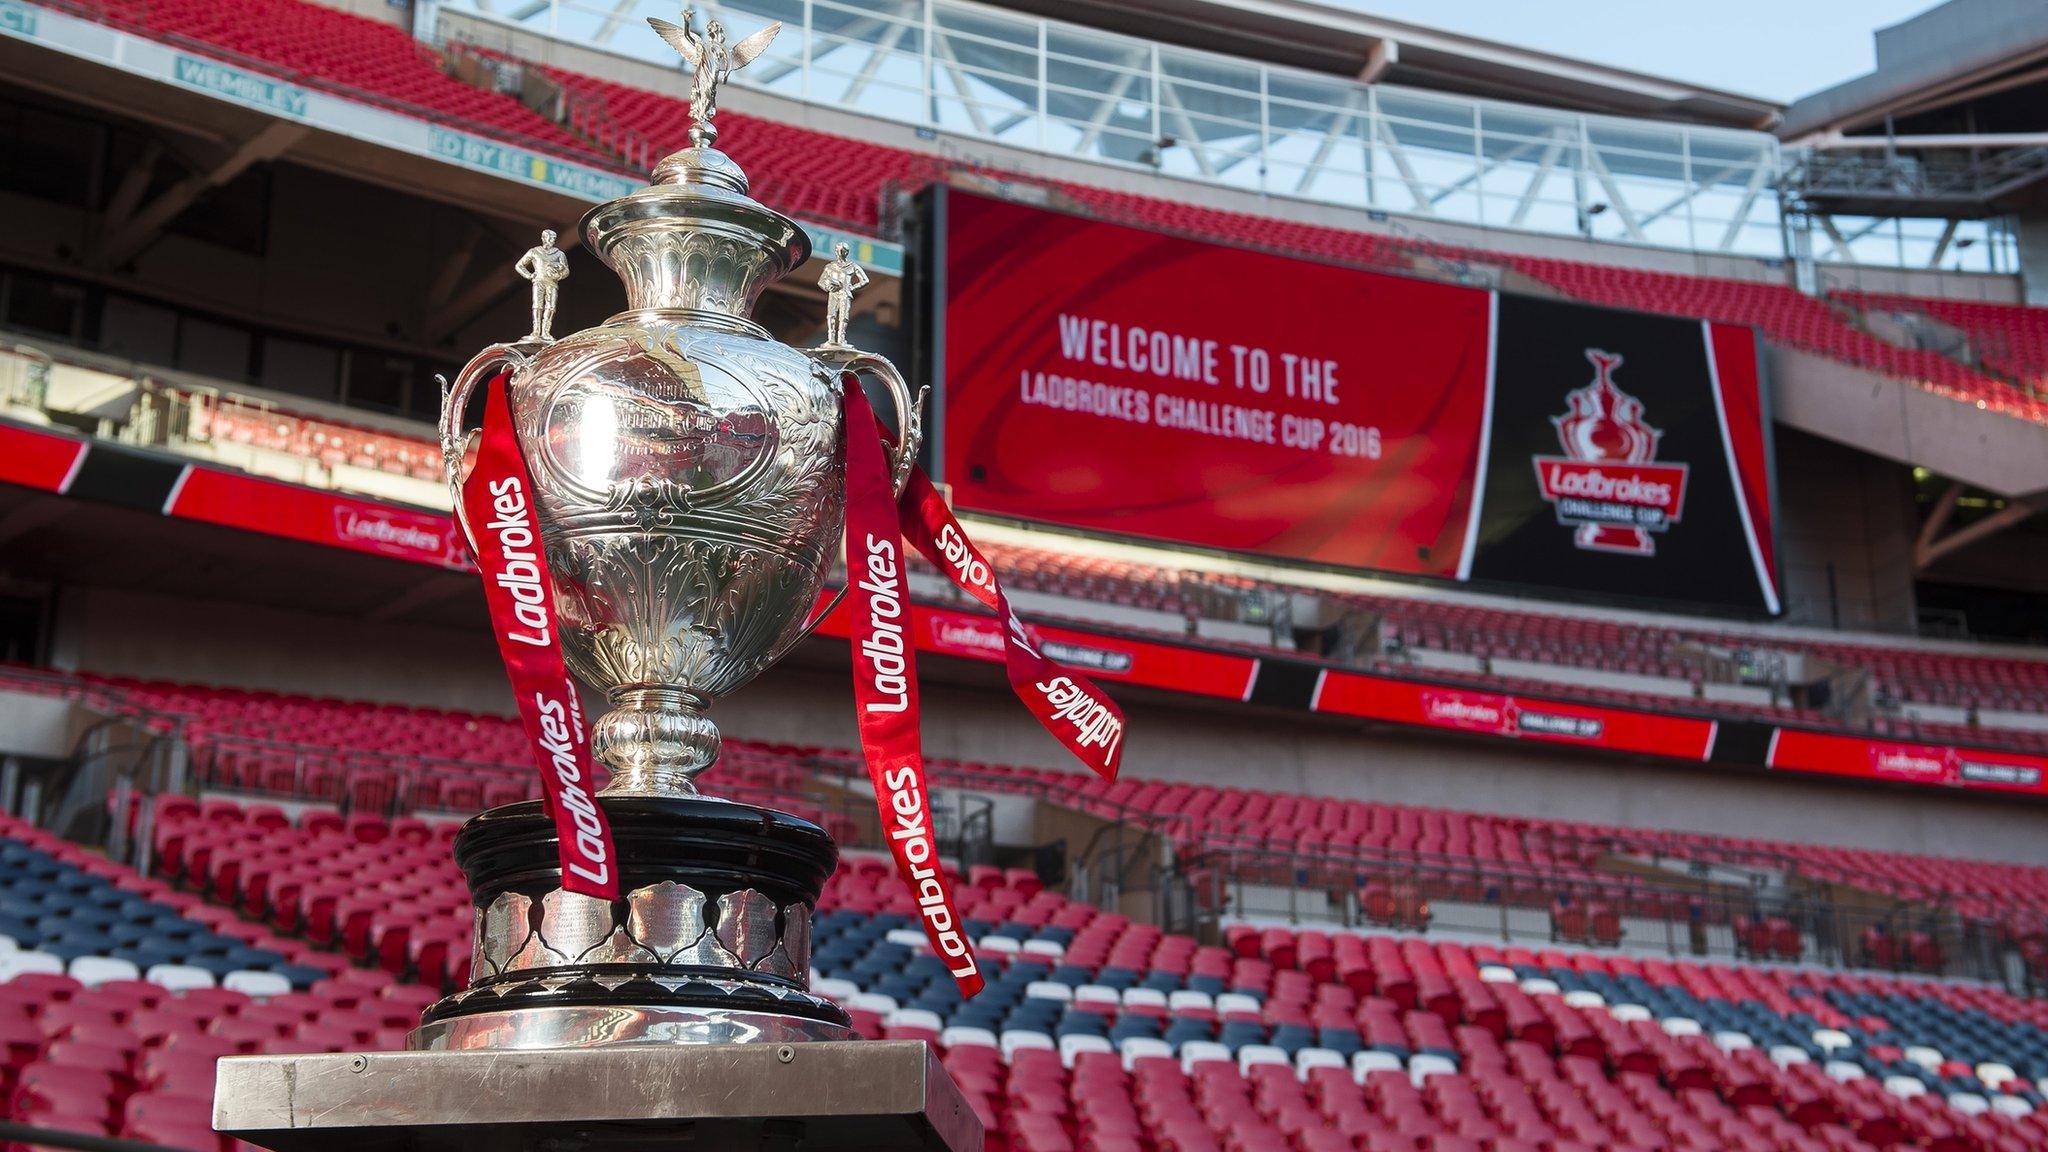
[461,373,619,901]
[898,469,1126,781]
[842,380,984,997]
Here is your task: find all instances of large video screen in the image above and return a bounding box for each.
[927,187,1780,614]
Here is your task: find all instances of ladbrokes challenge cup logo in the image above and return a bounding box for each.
[1532,349,1689,556]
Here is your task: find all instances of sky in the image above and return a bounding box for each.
[1342,0,1942,103]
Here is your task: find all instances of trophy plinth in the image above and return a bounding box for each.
[408,797,850,1050]
[213,1041,981,1152]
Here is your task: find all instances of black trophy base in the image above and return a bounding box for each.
[416,795,849,1049]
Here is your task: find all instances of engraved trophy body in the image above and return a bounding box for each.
[419,13,916,1053]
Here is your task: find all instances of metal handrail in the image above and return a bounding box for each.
[1186,837,2005,983]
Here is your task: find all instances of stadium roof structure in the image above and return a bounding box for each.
[1779,0,2048,217]
[1015,0,1786,129]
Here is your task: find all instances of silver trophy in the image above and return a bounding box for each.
[424,10,917,1053]
[213,14,980,1150]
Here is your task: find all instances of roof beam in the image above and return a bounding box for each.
[95,121,307,270]
[1914,484,2040,572]
[1357,38,1397,85]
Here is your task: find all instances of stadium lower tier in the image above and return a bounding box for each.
[21,665,2037,962]
[11,792,2048,1152]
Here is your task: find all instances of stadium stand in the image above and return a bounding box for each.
[32,787,2015,1147]
[7,1,2048,1151]
[88,791,2048,1152]
[85,0,611,164]
[0,664,2031,990]
[0,815,429,1149]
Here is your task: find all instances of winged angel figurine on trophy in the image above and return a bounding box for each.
[414,6,1126,1053]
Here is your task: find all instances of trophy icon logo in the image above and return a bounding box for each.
[1532,349,1689,556]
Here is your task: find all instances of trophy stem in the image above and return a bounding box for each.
[592,686,720,798]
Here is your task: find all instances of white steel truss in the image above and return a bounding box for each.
[428,0,2015,272]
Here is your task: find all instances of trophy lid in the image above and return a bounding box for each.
[581,145,810,329]
[580,11,809,330]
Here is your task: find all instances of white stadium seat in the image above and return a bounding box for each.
[145,963,216,991]
[69,956,140,987]
[1118,1037,1173,1069]
[1058,1033,1112,1066]
[1352,1051,1403,1079]
[1902,1045,1944,1070]
[1001,1032,1055,1062]
[1073,984,1121,1008]
[1408,1054,1457,1084]
[885,1008,943,1034]
[1121,988,1167,1010]
[1215,993,1261,1016]
[223,970,292,997]
[1236,1045,1290,1073]
[1,952,65,978]
[1811,1028,1854,1054]
[1991,1096,2033,1118]
[940,1026,997,1050]
[1882,1076,1926,1098]
[1294,1048,1347,1076]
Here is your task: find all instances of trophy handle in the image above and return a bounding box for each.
[821,348,925,496]
[438,343,531,553]
[785,348,930,651]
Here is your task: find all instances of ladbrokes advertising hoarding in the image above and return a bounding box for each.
[927,187,1780,614]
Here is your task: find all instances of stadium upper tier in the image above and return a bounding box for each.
[20,0,2048,425]
[524,62,2048,427]
[436,0,2009,272]
[85,0,612,164]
